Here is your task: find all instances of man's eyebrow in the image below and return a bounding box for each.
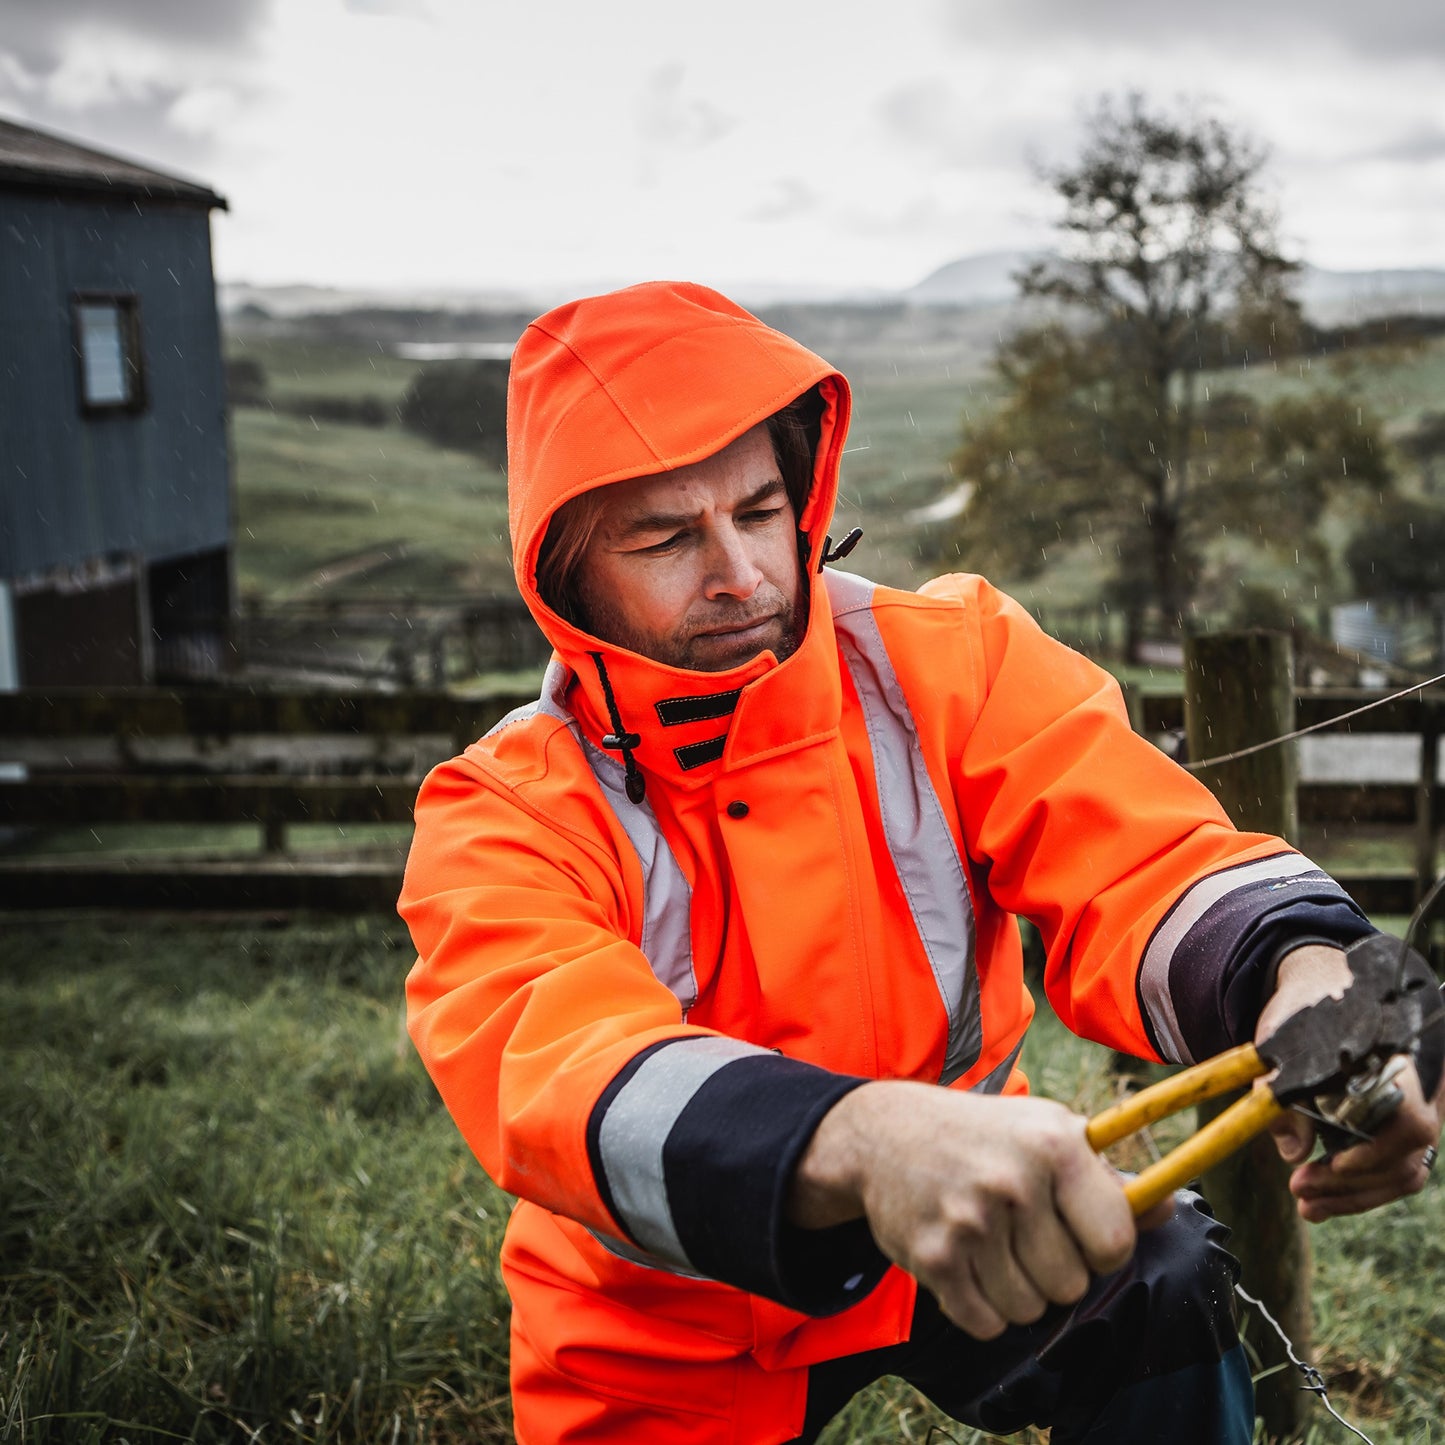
[611,477,787,540]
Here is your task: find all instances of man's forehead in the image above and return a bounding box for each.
[596,425,781,524]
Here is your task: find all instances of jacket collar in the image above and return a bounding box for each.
[557,567,843,794]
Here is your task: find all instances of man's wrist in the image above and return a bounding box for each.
[1255,942,1351,1044]
[785,1082,878,1230]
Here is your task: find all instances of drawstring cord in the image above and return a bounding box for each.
[589,651,646,804]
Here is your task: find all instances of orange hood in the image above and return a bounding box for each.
[506,281,853,791]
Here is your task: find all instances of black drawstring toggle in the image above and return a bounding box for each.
[589,651,647,804]
[821,527,864,568]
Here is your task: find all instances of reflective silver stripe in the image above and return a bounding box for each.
[582,742,698,1014]
[597,1036,768,1268]
[826,569,982,1084]
[972,1038,1024,1095]
[1139,853,1326,1062]
[511,662,700,1015]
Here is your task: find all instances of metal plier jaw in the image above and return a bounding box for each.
[1087,935,1445,1216]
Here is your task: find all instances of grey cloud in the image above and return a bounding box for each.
[1,0,272,71]
[941,0,1444,61]
[746,178,818,223]
[636,64,735,150]
[1360,125,1445,162]
[344,0,431,16]
[877,78,1071,170]
[0,0,271,173]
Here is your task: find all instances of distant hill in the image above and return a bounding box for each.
[906,250,1445,321]
[905,250,1050,306]
[221,255,1445,325]
[1297,266,1445,323]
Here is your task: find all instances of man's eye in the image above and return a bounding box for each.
[743,507,784,524]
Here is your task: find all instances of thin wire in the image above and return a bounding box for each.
[1393,871,1445,995]
[1182,670,1445,773]
[1234,1284,1376,1445]
[1173,666,1444,1442]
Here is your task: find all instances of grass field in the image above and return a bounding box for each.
[1216,336,1445,437]
[1,918,514,1444]
[231,409,512,602]
[225,347,980,604]
[227,335,427,406]
[4,914,1444,1444]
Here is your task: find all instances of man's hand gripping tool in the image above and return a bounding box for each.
[1086,935,1445,1215]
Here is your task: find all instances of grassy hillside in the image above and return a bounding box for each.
[1218,334,1445,435]
[228,333,426,405]
[231,410,512,602]
[225,317,1445,608]
[224,312,996,602]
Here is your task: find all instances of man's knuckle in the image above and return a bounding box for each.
[944,1296,1005,1341]
[910,1226,960,1279]
[940,1193,994,1237]
[1091,1225,1134,1272]
[1048,1262,1090,1305]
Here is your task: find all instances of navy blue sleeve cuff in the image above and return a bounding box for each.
[1218,900,1377,1047]
[585,1039,890,1315]
[1137,857,1377,1063]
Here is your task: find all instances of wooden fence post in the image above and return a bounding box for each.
[1184,630,1311,1441]
[1415,709,1440,908]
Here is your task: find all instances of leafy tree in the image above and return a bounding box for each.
[1345,496,1445,600]
[950,94,1391,634]
[399,359,509,465]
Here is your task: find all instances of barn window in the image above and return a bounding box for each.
[73,294,146,412]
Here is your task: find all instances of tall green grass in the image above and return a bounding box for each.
[5,917,1441,1443]
[0,919,512,1443]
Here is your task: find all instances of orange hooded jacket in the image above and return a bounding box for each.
[401,282,1371,1437]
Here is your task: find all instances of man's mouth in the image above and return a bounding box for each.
[696,616,779,641]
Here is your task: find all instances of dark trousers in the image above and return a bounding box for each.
[790,1192,1254,1444]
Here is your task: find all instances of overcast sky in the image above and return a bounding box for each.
[3,0,1443,300]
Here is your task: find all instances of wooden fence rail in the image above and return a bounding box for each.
[1,682,1441,915]
[1140,687,1445,917]
[0,687,533,911]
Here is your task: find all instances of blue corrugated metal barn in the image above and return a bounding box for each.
[0,116,231,686]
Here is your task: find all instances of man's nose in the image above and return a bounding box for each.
[703,526,763,599]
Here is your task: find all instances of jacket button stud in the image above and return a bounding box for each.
[726,800,749,819]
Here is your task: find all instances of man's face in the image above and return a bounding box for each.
[576,424,807,672]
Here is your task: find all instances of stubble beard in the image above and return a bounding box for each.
[581,584,807,673]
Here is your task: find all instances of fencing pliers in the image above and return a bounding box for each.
[1087,934,1445,1215]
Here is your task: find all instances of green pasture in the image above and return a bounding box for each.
[231,409,512,603]
[4,915,1443,1443]
[227,335,426,406]
[1216,335,1445,437]
[225,321,1445,612]
[835,369,989,590]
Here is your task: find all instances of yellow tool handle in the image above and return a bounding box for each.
[1085,1043,1267,1151]
[1085,1043,1285,1216]
[1120,1087,1285,1215]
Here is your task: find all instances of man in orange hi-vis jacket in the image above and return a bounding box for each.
[401,281,1442,1443]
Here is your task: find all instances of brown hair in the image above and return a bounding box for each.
[535,386,823,629]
